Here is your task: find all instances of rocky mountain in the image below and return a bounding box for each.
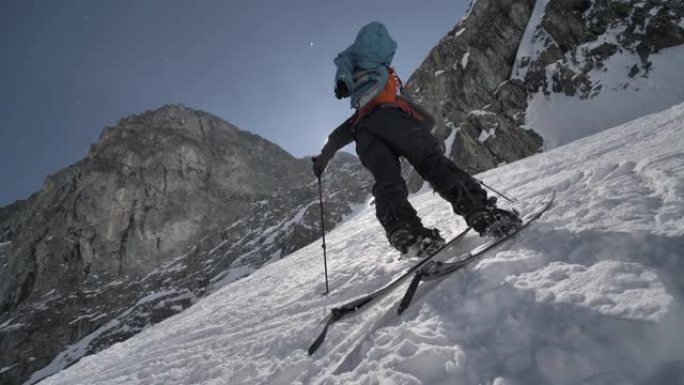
[402,0,684,190]
[0,105,373,385]
[516,0,684,148]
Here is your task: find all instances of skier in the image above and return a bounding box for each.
[312,22,520,257]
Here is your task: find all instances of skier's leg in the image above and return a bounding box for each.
[354,127,422,236]
[359,107,488,216]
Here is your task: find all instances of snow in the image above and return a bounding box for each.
[508,260,672,321]
[416,122,459,195]
[245,201,317,250]
[469,109,494,117]
[38,103,684,384]
[477,127,496,143]
[209,264,257,290]
[0,319,24,332]
[442,122,458,156]
[136,289,192,305]
[463,0,478,20]
[433,70,445,77]
[26,289,196,385]
[510,0,547,79]
[340,200,372,223]
[460,50,470,69]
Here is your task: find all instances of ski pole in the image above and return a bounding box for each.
[473,178,516,203]
[317,175,330,295]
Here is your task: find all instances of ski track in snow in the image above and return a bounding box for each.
[39,103,684,385]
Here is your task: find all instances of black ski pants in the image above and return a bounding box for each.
[354,106,486,236]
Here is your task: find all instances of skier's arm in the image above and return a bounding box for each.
[322,116,354,158]
[312,116,355,177]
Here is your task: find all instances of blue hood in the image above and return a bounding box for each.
[334,22,397,108]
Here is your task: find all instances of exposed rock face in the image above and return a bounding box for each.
[520,0,684,98]
[401,0,684,190]
[0,105,372,385]
[402,0,543,190]
[0,199,27,244]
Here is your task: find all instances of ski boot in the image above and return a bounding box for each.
[389,225,445,259]
[466,198,522,238]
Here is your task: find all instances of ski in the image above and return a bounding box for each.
[397,192,556,315]
[307,227,471,356]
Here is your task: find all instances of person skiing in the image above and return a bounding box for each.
[312,22,520,257]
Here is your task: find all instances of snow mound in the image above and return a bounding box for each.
[508,260,672,321]
[38,103,684,385]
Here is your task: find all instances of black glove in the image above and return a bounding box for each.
[312,154,330,178]
[334,81,350,99]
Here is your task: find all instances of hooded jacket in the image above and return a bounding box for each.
[334,22,397,109]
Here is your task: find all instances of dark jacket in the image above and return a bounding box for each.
[319,96,435,163]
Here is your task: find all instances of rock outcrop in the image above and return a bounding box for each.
[518,0,684,98]
[401,0,684,190]
[402,0,543,190]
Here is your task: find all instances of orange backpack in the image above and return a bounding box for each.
[354,67,423,125]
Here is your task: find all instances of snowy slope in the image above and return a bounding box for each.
[38,103,684,385]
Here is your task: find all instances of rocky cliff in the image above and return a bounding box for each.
[403,0,543,190]
[0,105,372,385]
[402,0,684,190]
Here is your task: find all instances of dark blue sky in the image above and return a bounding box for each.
[0,0,467,205]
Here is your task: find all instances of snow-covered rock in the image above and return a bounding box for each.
[36,102,684,385]
[403,0,684,189]
[516,0,684,149]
